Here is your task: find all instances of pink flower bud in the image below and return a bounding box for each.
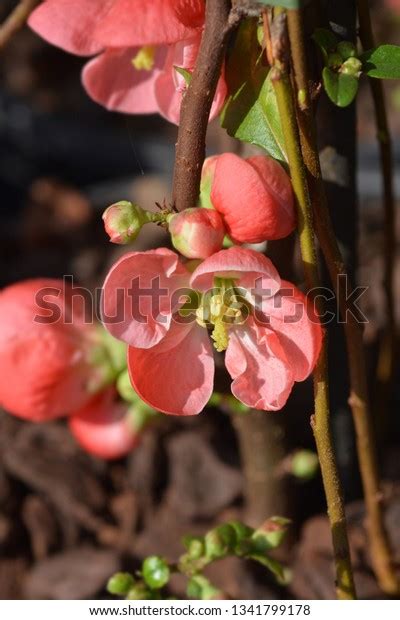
[102,201,147,244]
[0,279,96,422]
[69,388,140,460]
[168,208,226,259]
[209,153,296,244]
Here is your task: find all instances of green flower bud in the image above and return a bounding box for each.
[107,572,134,595]
[126,583,154,600]
[291,449,319,480]
[251,516,291,552]
[102,201,149,244]
[341,56,362,76]
[204,524,236,560]
[337,41,357,61]
[142,556,170,590]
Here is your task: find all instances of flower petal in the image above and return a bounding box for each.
[190,247,281,297]
[257,280,322,381]
[101,248,190,349]
[82,47,167,114]
[225,317,294,411]
[154,35,227,125]
[29,0,204,55]
[95,0,204,47]
[28,0,108,56]
[128,321,214,415]
[210,153,295,244]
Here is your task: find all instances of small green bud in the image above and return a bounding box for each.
[102,201,149,244]
[107,572,134,595]
[341,56,362,76]
[337,41,357,61]
[204,524,236,560]
[326,52,343,68]
[187,538,205,560]
[142,556,170,590]
[251,516,291,552]
[187,575,221,600]
[291,449,319,480]
[126,583,154,600]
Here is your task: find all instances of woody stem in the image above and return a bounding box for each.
[286,6,398,595]
[267,9,356,599]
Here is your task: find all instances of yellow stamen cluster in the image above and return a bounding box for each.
[195,283,247,352]
[132,46,156,71]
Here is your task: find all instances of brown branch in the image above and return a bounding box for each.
[356,0,397,447]
[172,0,235,212]
[286,7,398,595]
[0,0,40,49]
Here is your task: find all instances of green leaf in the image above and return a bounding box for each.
[312,28,338,59]
[221,20,286,164]
[256,0,301,7]
[247,553,285,581]
[322,67,359,107]
[174,65,192,85]
[142,556,170,590]
[186,575,221,600]
[361,45,400,79]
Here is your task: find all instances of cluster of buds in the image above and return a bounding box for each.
[102,152,295,259]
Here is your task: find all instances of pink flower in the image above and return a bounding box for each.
[0,279,98,422]
[28,0,227,124]
[69,388,140,460]
[208,153,296,244]
[102,247,322,415]
[168,207,226,259]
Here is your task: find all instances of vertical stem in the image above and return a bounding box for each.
[267,11,356,600]
[232,412,287,526]
[356,0,397,440]
[172,0,233,211]
[286,7,398,595]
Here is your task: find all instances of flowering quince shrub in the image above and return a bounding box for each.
[102,247,322,415]
[28,0,227,124]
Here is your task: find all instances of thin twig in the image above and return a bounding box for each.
[286,6,399,596]
[288,10,397,594]
[172,0,236,212]
[267,9,357,600]
[0,0,39,49]
[356,0,397,453]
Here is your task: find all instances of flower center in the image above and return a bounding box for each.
[195,278,248,352]
[132,46,156,71]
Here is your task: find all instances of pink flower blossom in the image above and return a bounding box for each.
[0,279,98,422]
[69,388,140,460]
[208,153,296,244]
[102,247,322,415]
[28,0,227,125]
